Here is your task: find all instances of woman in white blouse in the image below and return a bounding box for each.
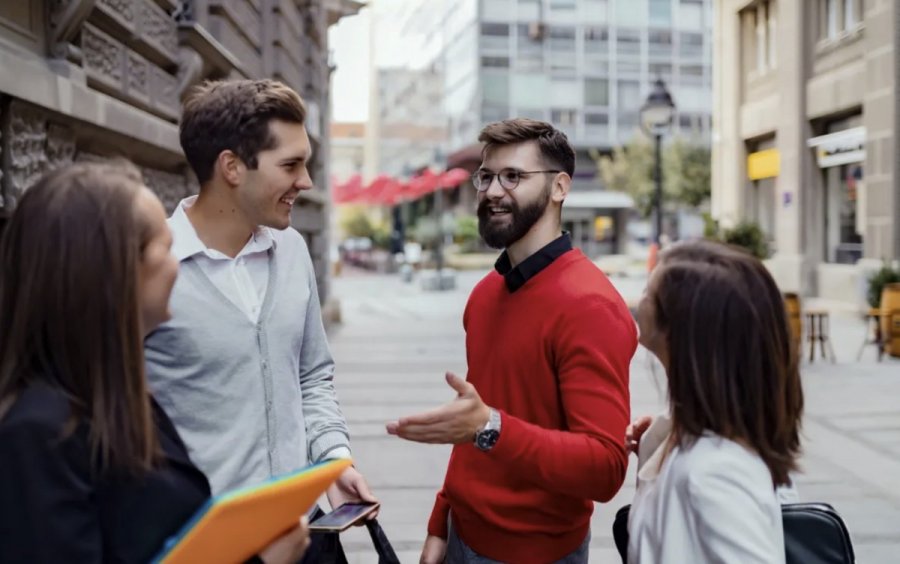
[626,240,803,564]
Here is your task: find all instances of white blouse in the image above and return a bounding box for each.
[627,416,786,564]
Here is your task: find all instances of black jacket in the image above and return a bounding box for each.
[0,383,210,563]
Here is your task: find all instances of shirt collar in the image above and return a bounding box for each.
[494,232,573,292]
[169,196,276,263]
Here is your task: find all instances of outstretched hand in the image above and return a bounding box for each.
[386,372,490,445]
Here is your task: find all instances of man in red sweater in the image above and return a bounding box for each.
[387,118,637,563]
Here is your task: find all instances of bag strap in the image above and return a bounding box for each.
[365,519,401,564]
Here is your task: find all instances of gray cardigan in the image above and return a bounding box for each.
[144,228,350,494]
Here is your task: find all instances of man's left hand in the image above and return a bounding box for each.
[385,372,491,444]
[326,466,379,520]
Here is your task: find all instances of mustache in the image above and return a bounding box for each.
[477,199,516,217]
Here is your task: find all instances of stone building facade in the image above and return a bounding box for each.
[0,0,360,306]
[712,0,899,306]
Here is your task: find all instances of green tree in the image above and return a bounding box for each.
[594,137,711,217]
[595,141,658,218]
[665,139,711,209]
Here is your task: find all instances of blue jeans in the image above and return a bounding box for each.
[446,523,590,564]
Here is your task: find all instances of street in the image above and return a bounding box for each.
[329,268,900,563]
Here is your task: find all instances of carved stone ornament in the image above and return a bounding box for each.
[7,103,49,207]
[140,166,188,213]
[152,65,180,117]
[139,0,178,56]
[46,124,77,171]
[98,0,135,24]
[127,51,151,103]
[82,24,124,87]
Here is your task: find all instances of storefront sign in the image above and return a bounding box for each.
[747,148,780,180]
[807,127,866,168]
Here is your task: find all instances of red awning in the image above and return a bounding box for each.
[407,168,440,198]
[334,167,473,205]
[332,174,364,204]
[357,174,402,205]
[439,167,470,189]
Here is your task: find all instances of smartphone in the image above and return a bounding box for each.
[308,502,380,533]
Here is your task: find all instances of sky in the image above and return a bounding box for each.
[329,10,371,122]
[329,0,425,122]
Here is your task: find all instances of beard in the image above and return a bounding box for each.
[477,182,551,249]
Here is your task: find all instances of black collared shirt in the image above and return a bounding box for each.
[494,232,574,292]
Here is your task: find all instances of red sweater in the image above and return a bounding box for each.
[427,249,637,563]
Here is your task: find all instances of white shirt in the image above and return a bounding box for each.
[628,415,786,564]
[170,196,273,323]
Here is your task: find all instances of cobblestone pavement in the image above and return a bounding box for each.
[329,268,900,563]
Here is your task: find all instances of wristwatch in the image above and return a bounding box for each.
[474,408,501,451]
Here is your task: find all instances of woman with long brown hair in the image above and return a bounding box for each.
[627,239,804,563]
[0,161,309,562]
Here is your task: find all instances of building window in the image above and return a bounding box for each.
[649,30,673,56]
[584,78,609,106]
[680,64,704,83]
[615,0,645,26]
[650,62,673,77]
[549,26,577,52]
[585,112,609,139]
[481,23,510,36]
[551,108,578,126]
[649,0,672,26]
[824,164,864,263]
[513,109,543,122]
[482,105,511,123]
[617,29,642,57]
[549,0,577,9]
[679,31,704,57]
[515,54,544,71]
[756,2,767,72]
[741,1,776,76]
[481,56,510,68]
[516,24,543,53]
[617,80,641,110]
[820,0,863,41]
[482,73,510,105]
[584,26,609,53]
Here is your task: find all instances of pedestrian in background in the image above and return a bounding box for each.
[626,239,804,563]
[388,118,638,564]
[0,161,309,563]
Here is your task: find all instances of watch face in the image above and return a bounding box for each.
[476,429,500,450]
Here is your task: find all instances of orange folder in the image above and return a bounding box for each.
[152,458,351,564]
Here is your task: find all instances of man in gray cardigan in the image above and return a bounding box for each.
[144,80,375,520]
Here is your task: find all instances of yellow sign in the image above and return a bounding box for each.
[594,216,612,240]
[747,148,780,180]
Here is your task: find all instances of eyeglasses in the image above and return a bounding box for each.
[472,168,561,192]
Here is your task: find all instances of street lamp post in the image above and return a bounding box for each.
[639,78,676,246]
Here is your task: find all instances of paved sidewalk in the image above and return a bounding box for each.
[329,269,900,563]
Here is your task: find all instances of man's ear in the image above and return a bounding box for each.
[551,172,571,204]
[216,150,246,187]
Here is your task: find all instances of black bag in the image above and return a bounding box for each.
[612,502,855,563]
[310,519,400,564]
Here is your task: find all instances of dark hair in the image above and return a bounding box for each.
[0,161,159,475]
[478,118,576,177]
[651,239,803,486]
[180,79,308,184]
